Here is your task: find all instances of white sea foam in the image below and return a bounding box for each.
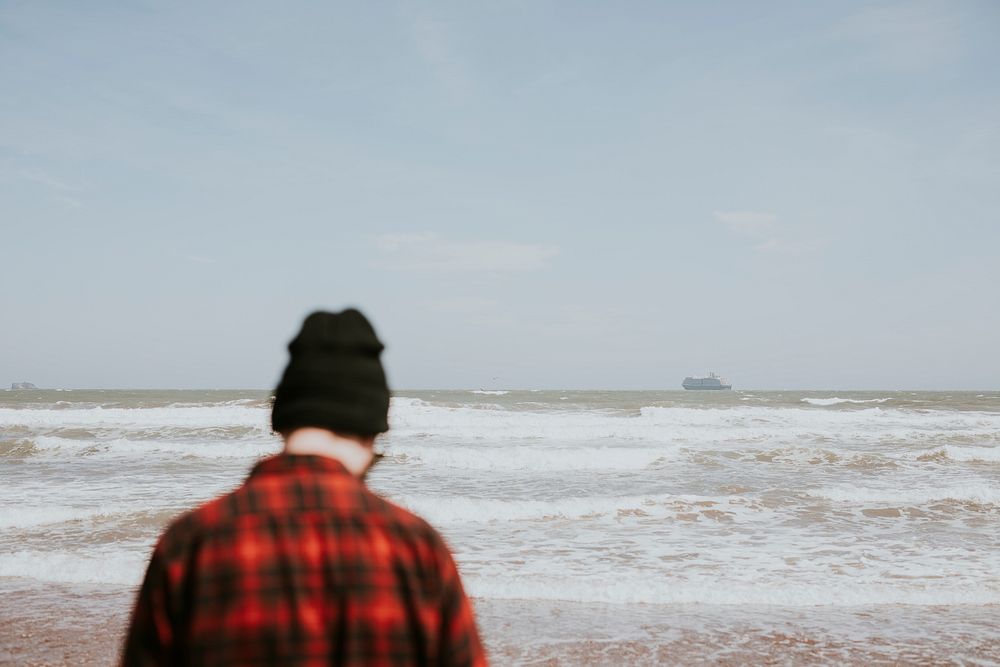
[30,435,280,459]
[806,484,1000,506]
[0,548,147,585]
[385,443,675,471]
[390,493,729,523]
[927,445,1000,463]
[470,390,509,395]
[464,575,1000,606]
[0,502,185,529]
[0,404,269,430]
[5,391,1000,623]
[735,446,894,467]
[0,505,128,529]
[6,547,997,606]
[801,397,892,406]
[166,398,262,408]
[388,398,1000,447]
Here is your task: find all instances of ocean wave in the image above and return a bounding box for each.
[734,446,896,469]
[6,399,999,449]
[28,435,280,459]
[0,405,270,430]
[916,445,1000,463]
[0,504,185,530]
[389,493,740,523]
[806,484,1000,506]
[0,548,146,586]
[389,398,1000,446]
[801,397,892,406]
[464,575,1000,606]
[0,506,116,529]
[470,390,509,395]
[4,547,996,606]
[165,398,266,408]
[384,443,676,471]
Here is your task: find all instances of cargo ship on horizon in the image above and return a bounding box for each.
[682,372,732,390]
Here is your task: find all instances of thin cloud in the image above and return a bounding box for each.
[713,211,824,256]
[373,233,558,272]
[713,211,778,237]
[19,168,85,193]
[752,237,825,255]
[426,297,498,313]
[835,1,962,69]
[408,14,473,100]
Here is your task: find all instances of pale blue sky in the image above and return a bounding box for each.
[2,1,998,389]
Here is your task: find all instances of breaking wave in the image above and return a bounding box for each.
[916,445,1000,463]
[0,405,269,430]
[465,575,1000,607]
[389,398,1000,447]
[24,435,280,459]
[384,443,675,471]
[806,484,1000,506]
[389,493,739,523]
[0,549,146,586]
[801,397,892,406]
[0,505,121,529]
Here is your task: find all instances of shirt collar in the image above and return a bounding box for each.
[249,453,353,479]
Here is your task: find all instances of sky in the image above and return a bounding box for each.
[2,1,999,390]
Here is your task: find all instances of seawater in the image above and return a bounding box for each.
[1,389,998,664]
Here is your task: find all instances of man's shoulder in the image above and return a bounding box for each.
[157,479,442,542]
[155,488,241,555]
[365,489,442,540]
[367,491,447,550]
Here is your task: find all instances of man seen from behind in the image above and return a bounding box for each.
[122,309,487,666]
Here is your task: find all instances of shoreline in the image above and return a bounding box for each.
[3,581,998,666]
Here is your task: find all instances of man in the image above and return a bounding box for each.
[122,309,487,666]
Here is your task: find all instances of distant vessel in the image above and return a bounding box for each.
[682,372,732,390]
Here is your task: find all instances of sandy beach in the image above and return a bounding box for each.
[3,585,998,665]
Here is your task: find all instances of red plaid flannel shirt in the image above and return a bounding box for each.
[122,454,487,666]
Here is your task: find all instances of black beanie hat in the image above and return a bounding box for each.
[271,309,390,436]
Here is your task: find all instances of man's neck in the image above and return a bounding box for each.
[283,428,374,477]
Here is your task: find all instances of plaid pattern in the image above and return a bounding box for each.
[122,454,487,666]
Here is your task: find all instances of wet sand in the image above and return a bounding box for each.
[3,583,998,666]
[473,599,1000,666]
[0,584,130,667]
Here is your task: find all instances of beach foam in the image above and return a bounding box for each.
[385,443,675,471]
[0,506,117,529]
[465,575,1000,606]
[390,492,740,523]
[801,397,892,406]
[923,445,1000,463]
[389,398,1000,447]
[26,435,280,459]
[0,548,147,586]
[4,388,999,648]
[806,484,1000,506]
[0,405,269,430]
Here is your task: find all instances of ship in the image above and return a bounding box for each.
[682,372,732,390]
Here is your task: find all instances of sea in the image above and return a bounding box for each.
[1,389,998,665]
